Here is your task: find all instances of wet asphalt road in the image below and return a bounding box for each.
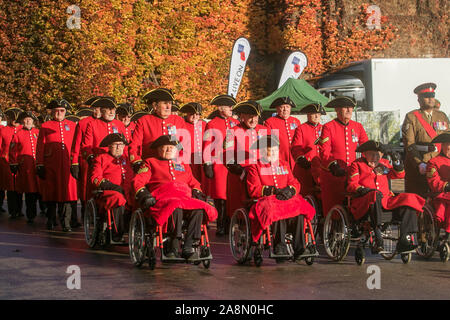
[0,209,449,300]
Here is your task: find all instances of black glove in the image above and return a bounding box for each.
[192,189,207,202]
[275,186,296,201]
[203,163,214,179]
[136,188,156,211]
[132,160,144,174]
[36,165,46,180]
[445,184,450,193]
[87,155,95,168]
[389,151,401,162]
[296,156,311,169]
[70,164,80,180]
[99,180,125,195]
[356,187,373,197]
[262,185,276,196]
[329,162,346,177]
[9,164,19,175]
[226,162,244,175]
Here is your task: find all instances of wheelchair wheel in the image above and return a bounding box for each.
[416,205,437,260]
[355,247,365,266]
[401,252,412,264]
[380,223,400,261]
[229,208,251,264]
[304,195,321,239]
[323,205,351,261]
[200,246,211,269]
[84,199,99,248]
[439,242,449,263]
[129,209,147,267]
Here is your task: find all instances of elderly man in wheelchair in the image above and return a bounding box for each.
[86,133,135,246]
[347,140,426,256]
[241,135,316,264]
[131,135,217,264]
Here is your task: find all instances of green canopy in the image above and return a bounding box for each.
[257,78,330,111]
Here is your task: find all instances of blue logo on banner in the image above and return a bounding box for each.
[292,57,300,65]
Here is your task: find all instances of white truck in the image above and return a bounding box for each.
[310,58,450,140]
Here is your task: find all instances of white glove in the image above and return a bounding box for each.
[418,162,427,175]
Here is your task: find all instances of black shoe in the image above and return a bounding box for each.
[374,229,384,253]
[182,248,200,261]
[62,227,72,232]
[71,221,82,228]
[215,227,226,236]
[164,238,180,258]
[274,243,289,256]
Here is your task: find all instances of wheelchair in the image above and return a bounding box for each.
[84,191,129,249]
[322,193,418,265]
[229,200,319,267]
[304,191,323,240]
[416,196,449,263]
[128,208,212,270]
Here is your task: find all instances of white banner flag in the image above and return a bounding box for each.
[227,37,251,98]
[278,51,308,88]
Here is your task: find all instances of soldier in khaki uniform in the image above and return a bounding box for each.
[402,83,449,196]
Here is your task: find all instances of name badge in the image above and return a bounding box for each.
[167,125,177,135]
[65,124,70,131]
[173,163,185,172]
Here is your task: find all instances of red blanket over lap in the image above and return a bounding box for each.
[146,181,218,227]
[248,195,316,242]
[95,190,127,211]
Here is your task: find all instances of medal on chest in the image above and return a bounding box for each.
[351,129,358,143]
[172,162,185,172]
[167,125,177,136]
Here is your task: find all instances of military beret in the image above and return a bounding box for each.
[4,108,24,121]
[142,88,174,104]
[117,103,135,116]
[325,96,356,109]
[99,133,129,148]
[356,140,386,153]
[17,111,38,123]
[414,82,436,98]
[250,135,280,150]
[270,96,296,109]
[299,103,326,115]
[47,99,72,110]
[431,132,450,144]
[150,134,183,150]
[91,98,118,109]
[75,108,94,117]
[180,102,202,114]
[232,100,262,116]
[210,94,237,107]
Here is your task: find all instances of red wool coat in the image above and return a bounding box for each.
[319,119,368,216]
[246,160,315,242]
[132,157,217,227]
[347,158,425,220]
[184,119,207,186]
[81,118,126,159]
[225,123,269,217]
[426,154,450,232]
[36,120,77,202]
[71,116,96,201]
[91,152,135,210]
[291,121,323,196]
[0,125,22,191]
[123,121,136,144]
[128,114,187,164]
[9,128,40,193]
[264,115,300,170]
[202,116,240,200]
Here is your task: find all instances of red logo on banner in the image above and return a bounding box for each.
[294,64,300,73]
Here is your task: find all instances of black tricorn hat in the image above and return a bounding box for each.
[84,96,116,106]
[75,108,94,117]
[130,111,149,122]
[142,88,174,104]
[47,99,72,110]
[180,102,202,114]
[210,94,237,107]
[171,101,180,112]
[414,82,436,98]
[232,100,262,116]
[17,111,38,123]
[250,135,280,150]
[270,96,296,109]
[431,132,450,144]
[66,115,80,123]
[325,96,356,109]
[150,134,183,150]
[356,140,386,153]
[99,133,129,148]
[4,107,23,121]
[91,98,117,109]
[299,103,326,115]
[117,103,135,116]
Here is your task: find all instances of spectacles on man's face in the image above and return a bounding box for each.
[110,143,125,148]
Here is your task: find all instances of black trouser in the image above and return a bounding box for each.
[167,208,203,249]
[273,215,306,254]
[214,199,228,233]
[38,194,47,214]
[70,201,79,225]
[24,193,39,221]
[7,191,23,217]
[47,201,72,228]
[80,201,86,221]
[0,190,5,210]
[111,206,125,236]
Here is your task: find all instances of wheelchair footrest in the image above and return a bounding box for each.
[296,251,319,259]
[269,253,292,259]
